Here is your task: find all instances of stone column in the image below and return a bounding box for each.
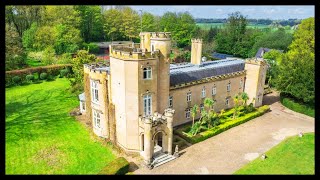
[143,117,153,165]
[164,108,175,155]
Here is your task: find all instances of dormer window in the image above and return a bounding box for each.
[143,67,152,79]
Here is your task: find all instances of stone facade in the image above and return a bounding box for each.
[80,32,267,165]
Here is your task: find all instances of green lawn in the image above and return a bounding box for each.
[26,57,45,67]
[6,78,116,174]
[235,133,315,174]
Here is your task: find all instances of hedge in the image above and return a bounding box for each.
[98,157,129,175]
[5,64,72,87]
[280,95,314,118]
[176,105,270,144]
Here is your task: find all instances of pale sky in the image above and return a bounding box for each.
[126,5,314,20]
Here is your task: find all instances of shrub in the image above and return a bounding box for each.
[60,69,69,78]
[40,73,48,80]
[5,64,72,86]
[98,157,129,175]
[12,76,22,84]
[26,74,34,82]
[82,42,99,54]
[280,94,314,117]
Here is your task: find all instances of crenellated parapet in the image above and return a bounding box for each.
[150,32,171,39]
[110,49,159,60]
[191,38,203,44]
[245,58,267,66]
[84,62,110,75]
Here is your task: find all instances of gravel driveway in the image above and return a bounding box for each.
[133,92,314,174]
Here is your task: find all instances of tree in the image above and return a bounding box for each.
[75,5,104,42]
[69,50,98,92]
[54,24,82,54]
[275,17,314,104]
[263,50,283,87]
[191,104,199,126]
[42,6,81,29]
[250,28,293,57]
[103,8,125,41]
[233,94,240,119]
[240,92,249,108]
[122,7,140,41]
[204,98,214,112]
[5,23,26,70]
[160,12,197,47]
[22,22,38,51]
[141,12,157,32]
[215,12,262,58]
[33,25,56,51]
[6,6,45,38]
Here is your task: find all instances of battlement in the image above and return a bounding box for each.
[191,38,203,43]
[245,58,267,65]
[150,32,171,39]
[110,49,159,60]
[84,62,110,74]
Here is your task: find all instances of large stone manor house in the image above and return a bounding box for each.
[78,32,267,167]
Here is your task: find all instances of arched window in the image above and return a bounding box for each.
[151,45,154,52]
[143,67,152,79]
[212,85,216,95]
[202,86,206,98]
[143,94,152,116]
[227,82,231,92]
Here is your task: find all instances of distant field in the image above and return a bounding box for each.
[196,23,294,33]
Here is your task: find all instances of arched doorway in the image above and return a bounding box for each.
[153,131,164,156]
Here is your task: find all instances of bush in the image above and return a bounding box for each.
[40,73,48,80]
[26,74,34,82]
[5,64,72,86]
[82,42,99,54]
[12,76,22,84]
[98,157,129,175]
[177,105,270,144]
[60,69,69,78]
[280,94,314,117]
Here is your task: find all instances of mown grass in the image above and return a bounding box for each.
[5,78,116,174]
[235,133,314,174]
[280,95,314,118]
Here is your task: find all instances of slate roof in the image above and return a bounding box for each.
[255,47,284,58]
[170,59,245,87]
[79,92,85,101]
[212,52,234,59]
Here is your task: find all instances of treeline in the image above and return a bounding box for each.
[5,5,198,70]
[194,12,293,59]
[196,18,301,26]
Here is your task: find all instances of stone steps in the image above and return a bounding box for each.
[152,153,176,168]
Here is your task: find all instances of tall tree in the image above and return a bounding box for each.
[250,28,293,57]
[122,7,140,41]
[22,22,38,51]
[141,12,157,32]
[103,8,124,41]
[5,23,26,70]
[275,17,314,104]
[42,5,81,29]
[215,12,261,58]
[6,6,45,38]
[191,104,199,126]
[75,5,104,42]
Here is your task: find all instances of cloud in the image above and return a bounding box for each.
[215,8,224,14]
[288,8,305,14]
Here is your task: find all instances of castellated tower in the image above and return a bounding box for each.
[108,32,172,154]
[244,58,268,107]
[191,38,203,65]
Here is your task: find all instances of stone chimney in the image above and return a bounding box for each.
[191,38,203,65]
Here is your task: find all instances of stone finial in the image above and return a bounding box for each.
[164,108,175,117]
[173,145,179,157]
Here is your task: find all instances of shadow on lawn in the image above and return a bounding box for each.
[6,88,78,143]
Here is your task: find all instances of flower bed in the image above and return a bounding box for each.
[175,105,270,144]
